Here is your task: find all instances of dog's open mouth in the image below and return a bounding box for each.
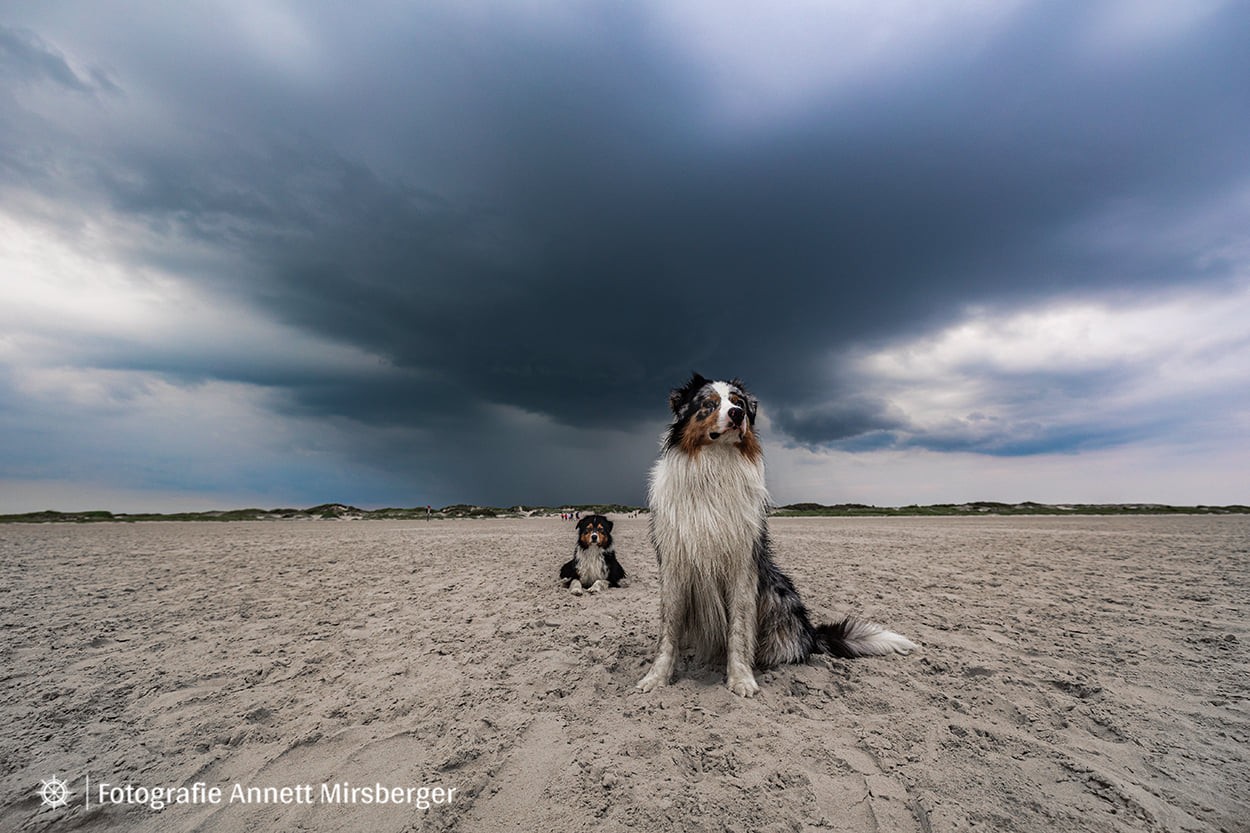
[709,427,740,440]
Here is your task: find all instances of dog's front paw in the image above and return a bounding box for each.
[568,580,584,596]
[635,669,667,693]
[588,580,608,594]
[727,671,760,698]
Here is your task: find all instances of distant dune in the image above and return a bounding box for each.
[2,501,1247,523]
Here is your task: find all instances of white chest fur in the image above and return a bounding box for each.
[575,545,609,584]
[648,443,769,575]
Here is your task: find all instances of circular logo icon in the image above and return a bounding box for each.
[40,775,71,809]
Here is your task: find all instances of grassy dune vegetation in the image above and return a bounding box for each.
[2,501,1246,523]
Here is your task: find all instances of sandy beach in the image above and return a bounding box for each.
[2,515,1246,832]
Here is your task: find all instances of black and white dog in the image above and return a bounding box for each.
[560,514,626,595]
[636,374,916,698]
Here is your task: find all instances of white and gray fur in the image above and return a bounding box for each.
[571,545,609,593]
[636,374,917,698]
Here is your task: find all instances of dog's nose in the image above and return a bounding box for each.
[728,406,744,425]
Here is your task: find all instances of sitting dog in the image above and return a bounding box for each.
[636,373,916,697]
[560,514,626,595]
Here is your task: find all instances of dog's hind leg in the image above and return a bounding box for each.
[755,566,820,667]
[606,554,626,587]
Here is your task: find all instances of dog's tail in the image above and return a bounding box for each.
[813,617,918,658]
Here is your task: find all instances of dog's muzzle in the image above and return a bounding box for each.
[710,407,745,439]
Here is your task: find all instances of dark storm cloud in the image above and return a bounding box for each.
[250,3,1250,426]
[772,397,909,448]
[5,1,1250,504]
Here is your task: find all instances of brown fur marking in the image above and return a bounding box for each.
[736,422,763,462]
[678,393,720,456]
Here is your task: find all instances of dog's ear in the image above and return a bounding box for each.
[730,378,759,425]
[603,517,614,533]
[576,516,590,531]
[669,372,708,415]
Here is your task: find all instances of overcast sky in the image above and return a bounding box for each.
[2,1,1248,512]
